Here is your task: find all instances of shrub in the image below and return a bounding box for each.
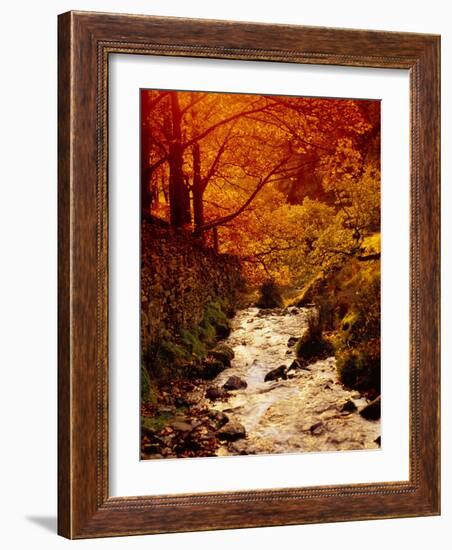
[336,344,380,392]
[256,280,284,308]
[295,307,333,362]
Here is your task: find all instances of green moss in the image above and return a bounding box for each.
[141,413,172,433]
[294,308,332,362]
[141,336,190,382]
[141,298,232,384]
[292,272,325,307]
[200,300,231,340]
[140,363,150,398]
[179,328,207,359]
[204,300,228,327]
[198,321,216,345]
[341,310,358,330]
[140,364,155,404]
[333,266,380,392]
[158,339,189,365]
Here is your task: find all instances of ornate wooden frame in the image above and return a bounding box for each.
[58,11,440,538]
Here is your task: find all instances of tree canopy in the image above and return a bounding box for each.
[141,89,380,286]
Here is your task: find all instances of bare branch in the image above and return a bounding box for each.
[180,93,208,116]
[201,130,236,191]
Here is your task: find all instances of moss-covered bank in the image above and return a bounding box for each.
[295,234,381,393]
[141,298,235,403]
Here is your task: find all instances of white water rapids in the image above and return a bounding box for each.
[207,306,380,456]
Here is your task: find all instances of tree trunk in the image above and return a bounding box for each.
[169,93,190,228]
[141,168,153,221]
[192,143,204,237]
[140,94,154,221]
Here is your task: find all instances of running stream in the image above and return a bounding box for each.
[206,306,380,456]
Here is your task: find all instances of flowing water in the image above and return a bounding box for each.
[207,306,380,456]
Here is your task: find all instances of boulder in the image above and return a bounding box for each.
[174,435,202,454]
[208,351,231,367]
[288,359,309,372]
[359,396,381,420]
[198,358,228,380]
[214,344,235,360]
[141,426,156,439]
[205,386,226,401]
[208,344,235,367]
[170,420,193,432]
[264,365,287,382]
[215,324,231,339]
[340,399,358,413]
[174,396,190,408]
[218,421,246,441]
[158,406,176,414]
[223,376,247,391]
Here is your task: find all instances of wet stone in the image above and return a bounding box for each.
[340,399,358,413]
[264,365,287,382]
[309,422,324,436]
[218,421,246,441]
[223,376,247,391]
[170,421,193,432]
[205,386,227,401]
[360,396,381,420]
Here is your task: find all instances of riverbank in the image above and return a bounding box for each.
[141,305,380,459]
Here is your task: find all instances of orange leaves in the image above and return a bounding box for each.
[141,89,380,287]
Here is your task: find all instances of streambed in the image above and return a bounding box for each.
[206,306,380,456]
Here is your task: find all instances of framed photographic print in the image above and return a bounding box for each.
[58,11,440,538]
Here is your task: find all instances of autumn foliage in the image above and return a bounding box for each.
[141,89,380,288]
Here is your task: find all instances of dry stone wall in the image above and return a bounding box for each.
[141,218,243,351]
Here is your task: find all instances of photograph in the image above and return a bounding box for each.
[0,0,442,544]
[139,89,382,460]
